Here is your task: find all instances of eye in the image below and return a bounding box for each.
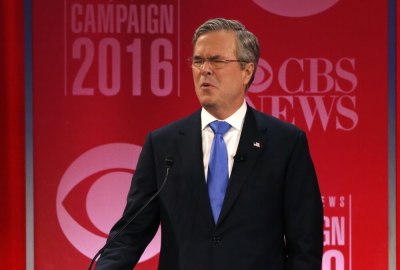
[192,57,204,64]
[210,58,226,63]
[208,58,226,68]
[248,58,273,93]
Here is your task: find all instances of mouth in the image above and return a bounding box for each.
[200,81,215,88]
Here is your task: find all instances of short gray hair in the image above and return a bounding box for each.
[192,18,260,89]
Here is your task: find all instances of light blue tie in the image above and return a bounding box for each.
[207,121,231,223]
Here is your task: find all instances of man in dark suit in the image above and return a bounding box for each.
[95,18,323,270]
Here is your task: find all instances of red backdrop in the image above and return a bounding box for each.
[397,0,400,269]
[0,0,397,269]
[0,0,26,269]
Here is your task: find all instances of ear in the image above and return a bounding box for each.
[242,62,255,86]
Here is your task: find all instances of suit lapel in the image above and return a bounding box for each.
[175,111,215,227]
[217,107,268,226]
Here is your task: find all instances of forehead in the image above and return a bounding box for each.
[193,30,237,56]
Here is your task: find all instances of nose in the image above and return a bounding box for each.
[200,60,213,75]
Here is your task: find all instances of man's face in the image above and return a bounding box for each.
[192,30,254,119]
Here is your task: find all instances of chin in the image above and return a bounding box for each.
[197,94,213,105]
[200,102,217,112]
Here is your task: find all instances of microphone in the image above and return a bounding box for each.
[233,154,246,162]
[165,157,174,168]
[88,157,174,270]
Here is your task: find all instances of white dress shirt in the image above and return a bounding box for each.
[201,101,247,181]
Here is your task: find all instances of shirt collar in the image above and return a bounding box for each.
[201,100,247,131]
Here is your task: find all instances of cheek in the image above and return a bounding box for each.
[192,71,200,86]
[191,69,197,80]
[221,74,240,89]
[220,75,245,98]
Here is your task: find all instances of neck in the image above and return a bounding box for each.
[204,100,245,120]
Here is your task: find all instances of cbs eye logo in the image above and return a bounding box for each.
[248,58,273,94]
[56,143,161,262]
[253,0,339,17]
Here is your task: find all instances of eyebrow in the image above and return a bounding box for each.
[192,55,225,60]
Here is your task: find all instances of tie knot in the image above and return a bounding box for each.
[209,121,231,135]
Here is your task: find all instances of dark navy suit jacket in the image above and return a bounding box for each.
[95,106,323,270]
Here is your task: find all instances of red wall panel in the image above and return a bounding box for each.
[0,0,26,269]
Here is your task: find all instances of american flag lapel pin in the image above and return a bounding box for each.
[253,142,260,148]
